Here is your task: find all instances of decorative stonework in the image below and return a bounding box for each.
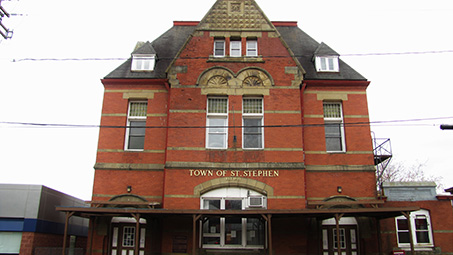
[208,75,228,87]
[198,67,273,95]
[193,177,274,196]
[198,0,274,31]
[243,76,263,87]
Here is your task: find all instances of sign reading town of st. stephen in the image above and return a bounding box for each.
[189,169,279,177]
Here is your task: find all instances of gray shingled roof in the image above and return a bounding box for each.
[105,24,366,81]
[277,26,366,81]
[105,25,196,79]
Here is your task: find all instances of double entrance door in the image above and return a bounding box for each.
[111,223,146,255]
[322,225,359,255]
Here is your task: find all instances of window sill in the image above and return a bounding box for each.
[208,55,264,63]
[326,151,346,154]
[398,246,434,251]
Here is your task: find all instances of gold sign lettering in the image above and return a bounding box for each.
[189,170,279,177]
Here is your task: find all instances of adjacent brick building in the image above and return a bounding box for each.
[57,1,452,255]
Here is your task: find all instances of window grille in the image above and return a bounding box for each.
[129,102,148,117]
[208,98,228,114]
[243,98,263,114]
[323,103,342,119]
[122,227,135,247]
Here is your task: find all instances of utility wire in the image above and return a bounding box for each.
[1,116,452,129]
[7,49,453,62]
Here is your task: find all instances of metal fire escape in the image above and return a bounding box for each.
[0,0,13,40]
[372,132,393,194]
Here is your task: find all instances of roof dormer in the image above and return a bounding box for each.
[314,42,340,73]
[131,41,157,72]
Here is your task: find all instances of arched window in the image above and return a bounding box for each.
[200,187,266,249]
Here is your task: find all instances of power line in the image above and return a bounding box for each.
[6,49,453,62]
[1,116,452,129]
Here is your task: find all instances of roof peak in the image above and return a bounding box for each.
[197,0,276,32]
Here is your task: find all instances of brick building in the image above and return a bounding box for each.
[57,1,452,255]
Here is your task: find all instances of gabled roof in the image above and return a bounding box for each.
[313,42,340,57]
[104,0,366,81]
[104,25,196,79]
[196,0,275,31]
[277,25,366,81]
[132,41,157,55]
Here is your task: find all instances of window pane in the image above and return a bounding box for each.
[225,200,242,210]
[333,229,346,249]
[398,232,410,244]
[321,58,327,70]
[230,41,241,57]
[246,40,257,56]
[416,231,430,243]
[225,217,242,245]
[323,103,341,118]
[204,200,221,210]
[214,41,225,56]
[415,218,428,230]
[208,98,227,114]
[130,102,147,117]
[247,218,265,245]
[244,119,262,149]
[208,118,227,133]
[123,227,135,247]
[129,121,146,135]
[243,98,262,114]
[128,121,146,150]
[397,219,409,230]
[207,118,227,148]
[208,134,226,148]
[325,123,342,151]
[325,123,341,136]
[328,58,335,70]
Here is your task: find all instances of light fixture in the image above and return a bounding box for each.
[337,186,342,193]
[127,186,132,193]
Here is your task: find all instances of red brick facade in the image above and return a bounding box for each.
[73,1,453,255]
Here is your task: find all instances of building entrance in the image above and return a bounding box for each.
[322,217,359,255]
[111,218,146,255]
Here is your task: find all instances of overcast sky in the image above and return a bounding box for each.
[1,0,452,200]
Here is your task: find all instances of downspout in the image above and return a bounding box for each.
[162,81,171,209]
[300,82,307,207]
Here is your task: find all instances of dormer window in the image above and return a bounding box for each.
[315,56,339,72]
[131,54,156,72]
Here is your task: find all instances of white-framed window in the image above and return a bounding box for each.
[243,97,264,149]
[323,102,345,152]
[230,40,242,57]
[131,54,156,71]
[246,40,258,57]
[315,56,339,72]
[200,187,266,248]
[395,210,434,249]
[125,101,147,151]
[214,39,226,57]
[206,97,228,149]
